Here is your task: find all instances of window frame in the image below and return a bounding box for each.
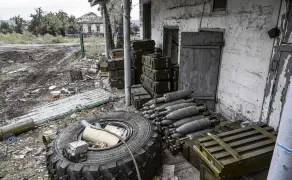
[210,0,228,15]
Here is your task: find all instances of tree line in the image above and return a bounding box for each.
[0,7,79,36]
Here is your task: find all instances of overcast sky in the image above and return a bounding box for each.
[0,0,140,20]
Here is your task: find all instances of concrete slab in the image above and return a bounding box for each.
[9,89,113,125]
[163,150,200,180]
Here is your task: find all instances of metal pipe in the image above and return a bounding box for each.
[123,0,131,106]
[102,3,109,59]
[267,82,292,179]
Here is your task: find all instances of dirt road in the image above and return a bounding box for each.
[0,43,98,125]
[0,43,116,180]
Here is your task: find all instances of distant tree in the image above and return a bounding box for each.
[67,15,79,34]
[56,11,69,36]
[27,7,78,36]
[10,15,25,34]
[28,7,44,35]
[107,0,123,48]
[131,24,139,34]
[0,21,13,34]
[40,12,62,36]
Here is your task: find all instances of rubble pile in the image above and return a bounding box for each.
[141,90,220,153]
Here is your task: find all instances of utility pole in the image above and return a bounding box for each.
[79,27,85,58]
[102,2,110,59]
[123,0,131,106]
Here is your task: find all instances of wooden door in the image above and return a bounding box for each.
[179,32,224,110]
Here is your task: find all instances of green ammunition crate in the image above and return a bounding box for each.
[111,69,134,80]
[142,55,170,69]
[142,83,164,98]
[173,68,179,80]
[98,69,134,79]
[110,78,135,89]
[192,125,277,180]
[173,80,178,91]
[108,58,124,71]
[142,66,172,81]
[131,50,154,84]
[131,40,155,51]
[140,74,172,94]
[131,84,152,110]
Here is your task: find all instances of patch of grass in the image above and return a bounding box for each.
[0,75,12,82]
[83,36,104,58]
[0,32,79,44]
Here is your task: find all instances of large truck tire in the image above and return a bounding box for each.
[46,111,162,180]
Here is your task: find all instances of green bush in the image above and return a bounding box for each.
[0,32,79,44]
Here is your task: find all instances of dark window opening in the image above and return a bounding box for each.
[213,0,227,12]
[163,27,179,65]
[88,25,92,33]
[143,3,151,39]
[96,25,100,32]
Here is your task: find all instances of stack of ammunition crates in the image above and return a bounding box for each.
[99,57,134,89]
[110,48,123,59]
[131,40,155,84]
[131,84,152,110]
[141,53,175,97]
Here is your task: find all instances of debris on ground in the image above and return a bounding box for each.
[0,43,121,179]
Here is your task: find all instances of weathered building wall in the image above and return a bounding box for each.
[82,23,103,33]
[261,0,292,129]
[82,24,89,33]
[140,0,281,123]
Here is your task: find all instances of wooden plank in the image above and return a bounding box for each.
[221,146,275,166]
[208,133,242,161]
[215,139,274,160]
[199,124,267,143]
[181,45,221,49]
[208,131,277,154]
[202,126,273,147]
[181,32,224,46]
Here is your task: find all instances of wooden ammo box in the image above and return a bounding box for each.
[131,40,155,51]
[111,69,134,80]
[192,125,277,180]
[142,66,172,81]
[99,69,135,79]
[110,78,135,89]
[141,74,172,94]
[173,80,178,91]
[142,55,170,69]
[108,58,124,71]
[131,85,152,110]
[172,68,179,80]
[110,48,123,59]
[131,49,154,84]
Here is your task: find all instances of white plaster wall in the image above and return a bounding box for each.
[100,24,104,33]
[140,0,281,122]
[82,24,88,33]
[91,24,97,32]
[260,0,287,125]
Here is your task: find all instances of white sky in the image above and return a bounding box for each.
[0,0,140,20]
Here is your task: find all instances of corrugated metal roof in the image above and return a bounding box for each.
[11,89,113,125]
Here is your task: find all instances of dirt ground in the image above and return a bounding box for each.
[0,43,198,180]
[0,43,127,180]
[0,43,101,125]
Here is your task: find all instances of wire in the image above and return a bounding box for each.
[199,0,207,29]
[90,127,141,180]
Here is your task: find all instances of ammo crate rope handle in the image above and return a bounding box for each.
[207,133,242,161]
